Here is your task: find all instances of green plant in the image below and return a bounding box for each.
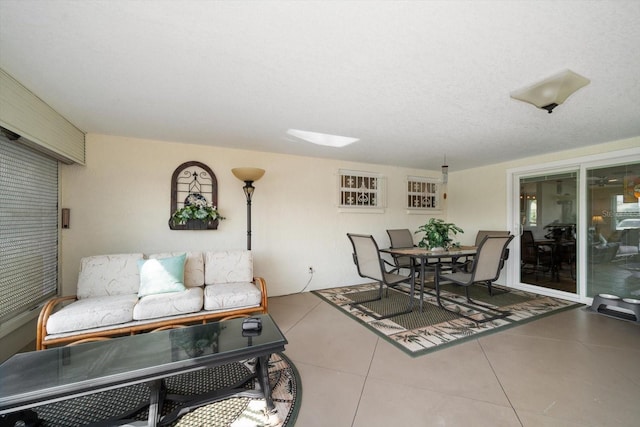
[170,194,225,226]
[415,218,463,250]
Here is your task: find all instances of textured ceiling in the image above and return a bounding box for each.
[1,1,639,171]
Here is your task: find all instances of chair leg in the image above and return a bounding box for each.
[348,281,385,306]
[348,281,414,320]
[464,288,511,323]
[436,283,511,324]
[484,280,510,296]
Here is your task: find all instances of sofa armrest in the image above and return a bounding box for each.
[254,276,268,313]
[37,295,78,350]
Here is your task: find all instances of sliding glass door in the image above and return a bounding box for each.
[509,149,640,302]
[519,171,577,294]
[586,163,640,298]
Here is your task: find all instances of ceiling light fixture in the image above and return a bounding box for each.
[286,129,358,148]
[510,69,590,114]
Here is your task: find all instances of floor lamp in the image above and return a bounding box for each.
[232,167,265,250]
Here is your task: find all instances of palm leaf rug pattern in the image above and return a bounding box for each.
[313,282,582,357]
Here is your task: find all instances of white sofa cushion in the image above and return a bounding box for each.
[133,287,204,320]
[203,282,261,311]
[148,252,204,288]
[204,250,253,285]
[46,294,138,334]
[77,253,144,299]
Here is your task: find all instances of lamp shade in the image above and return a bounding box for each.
[510,69,590,113]
[232,167,265,182]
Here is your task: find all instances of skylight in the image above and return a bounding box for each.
[286,129,359,148]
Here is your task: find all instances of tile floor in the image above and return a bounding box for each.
[268,291,640,427]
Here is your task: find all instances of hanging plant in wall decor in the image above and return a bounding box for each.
[169,161,225,230]
[170,194,225,229]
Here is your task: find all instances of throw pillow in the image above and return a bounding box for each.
[137,253,187,297]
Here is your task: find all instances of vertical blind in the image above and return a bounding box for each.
[0,134,58,322]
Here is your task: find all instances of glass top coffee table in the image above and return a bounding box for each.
[0,314,287,426]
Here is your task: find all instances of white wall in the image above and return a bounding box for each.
[60,134,443,297]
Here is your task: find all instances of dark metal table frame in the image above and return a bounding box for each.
[381,246,477,312]
[0,314,287,426]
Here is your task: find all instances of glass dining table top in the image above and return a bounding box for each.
[0,314,286,412]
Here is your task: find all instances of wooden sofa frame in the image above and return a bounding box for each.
[36,277,268,350]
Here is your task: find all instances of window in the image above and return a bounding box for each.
[407,176,440,210]
[0,135,58,322]
[338,170,385,209]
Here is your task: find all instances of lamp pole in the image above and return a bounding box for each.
[242,180,255,251]
[232,168,265,251]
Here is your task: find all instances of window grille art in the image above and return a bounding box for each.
[339,170,383,208]
[407,176,440,209]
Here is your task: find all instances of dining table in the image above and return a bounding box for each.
[380,246,478,312]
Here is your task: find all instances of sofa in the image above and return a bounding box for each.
[36,250,267,349]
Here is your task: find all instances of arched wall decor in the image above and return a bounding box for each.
[169,161,219,230]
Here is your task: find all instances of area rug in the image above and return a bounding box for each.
[313,281,582,357]
[31,352,301,427]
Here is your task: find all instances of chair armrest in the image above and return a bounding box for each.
[253,277,268,313]
[37,295,78,350]
[382,258,397,269]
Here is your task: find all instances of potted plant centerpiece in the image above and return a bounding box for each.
[415,218,463,251]
[170,194,225,230]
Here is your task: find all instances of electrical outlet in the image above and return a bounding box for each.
[308,266,314,274]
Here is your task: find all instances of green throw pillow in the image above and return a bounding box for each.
[137,253,187,297]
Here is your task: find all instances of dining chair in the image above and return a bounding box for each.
[457,230,510,278]
[437,234,514,323]
[347,233,415,319]
[475,230,511,246]
[385,228,426,275]
[521,230,552,278]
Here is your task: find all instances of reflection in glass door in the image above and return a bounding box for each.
[519,172,577,293]
[586,163,640,298]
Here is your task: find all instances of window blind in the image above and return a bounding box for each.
[0,134,58,322]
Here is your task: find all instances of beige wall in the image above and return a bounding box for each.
[3,133,636,361]
[60,134,442,297]
[60,135,639,298]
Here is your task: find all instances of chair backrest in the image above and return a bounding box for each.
[347,233,384,281]
[386,229,414,268]
[470,235,514,282]
[475,230,510,246]
[387,229,414,248]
